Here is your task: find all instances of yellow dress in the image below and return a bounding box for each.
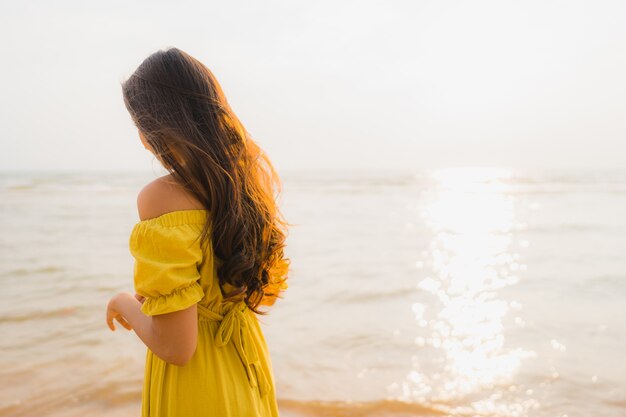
[129,209,281,417]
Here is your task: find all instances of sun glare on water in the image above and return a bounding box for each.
[387,167,538,415]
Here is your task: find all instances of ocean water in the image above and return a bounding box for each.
[0,167,624,417]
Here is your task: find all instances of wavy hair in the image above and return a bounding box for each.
[121,47,290,314]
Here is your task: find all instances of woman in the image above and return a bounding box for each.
[105,47,290,417]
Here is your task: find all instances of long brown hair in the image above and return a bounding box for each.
[121,47,290,314]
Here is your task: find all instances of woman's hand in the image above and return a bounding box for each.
[106,293,133,331]
[134,293,146,304]
[104,291,197,366]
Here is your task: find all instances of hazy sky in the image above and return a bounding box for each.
[1,0,625,173]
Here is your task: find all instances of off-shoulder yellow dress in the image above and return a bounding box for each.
[129,209,280,417]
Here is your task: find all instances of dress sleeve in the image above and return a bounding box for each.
[129,222,205,316]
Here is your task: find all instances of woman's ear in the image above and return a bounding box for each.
[138,130,148,149]
[138,130,154,153]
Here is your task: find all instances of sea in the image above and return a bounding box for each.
[0,167,624,417]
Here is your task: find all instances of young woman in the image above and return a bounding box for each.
[106,47,290,417]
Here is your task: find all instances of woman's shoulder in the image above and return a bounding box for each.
[137,174,206,222]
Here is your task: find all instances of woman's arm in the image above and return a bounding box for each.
[106,292,198,366]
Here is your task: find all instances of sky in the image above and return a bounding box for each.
[1,0,625,174]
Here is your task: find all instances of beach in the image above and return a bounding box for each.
[0,167,624,417]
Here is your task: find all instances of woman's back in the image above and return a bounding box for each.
[129,176,280,416]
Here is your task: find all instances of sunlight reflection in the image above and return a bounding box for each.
[388,167,537,415]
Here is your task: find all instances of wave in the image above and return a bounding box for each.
[277,397,489,417]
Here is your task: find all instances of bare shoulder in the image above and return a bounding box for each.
[137,174,205,221]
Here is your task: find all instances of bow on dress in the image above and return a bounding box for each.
[197,300,271,398]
